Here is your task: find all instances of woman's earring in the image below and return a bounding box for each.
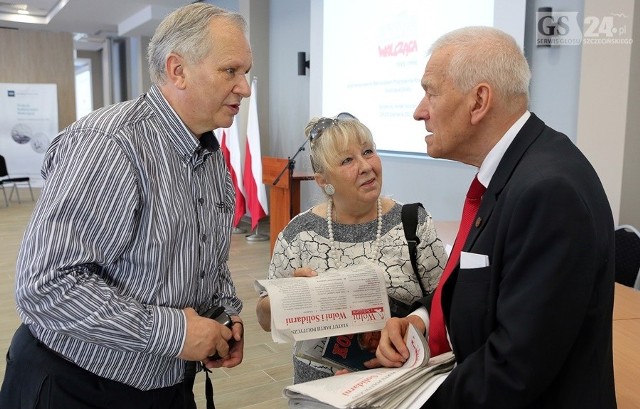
[324,184,335,196]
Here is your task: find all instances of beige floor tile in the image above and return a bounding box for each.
[205,378,292,409]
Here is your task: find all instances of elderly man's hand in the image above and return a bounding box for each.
[374,315,427,367]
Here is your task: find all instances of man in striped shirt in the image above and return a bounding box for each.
[0,3,251,408]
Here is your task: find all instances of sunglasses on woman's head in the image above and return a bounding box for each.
[309,112,357,141]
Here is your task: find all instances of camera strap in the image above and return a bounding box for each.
[204,367,215,409]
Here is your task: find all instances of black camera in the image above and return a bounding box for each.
[201,306,234,359]
[202,306,232,328]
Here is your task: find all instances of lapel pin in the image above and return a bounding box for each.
[475,217,482,228]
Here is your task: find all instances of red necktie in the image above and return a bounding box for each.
[428,175,486,356]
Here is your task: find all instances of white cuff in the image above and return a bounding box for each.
[409,306,429,334]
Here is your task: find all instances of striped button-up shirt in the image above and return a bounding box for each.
[15,85,242,390]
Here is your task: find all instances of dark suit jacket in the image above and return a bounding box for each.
[423,113,617,408]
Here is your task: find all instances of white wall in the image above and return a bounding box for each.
[524,0,584,141]
[576,0,635,226]
[268,0,318,206]
[620,1,640,228]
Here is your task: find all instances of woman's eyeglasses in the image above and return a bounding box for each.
[309,112,357,141]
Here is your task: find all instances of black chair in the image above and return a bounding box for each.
[614,224,640,290]
[0,154,34,204]
[0,178,7,207]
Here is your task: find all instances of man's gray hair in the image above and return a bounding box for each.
[147,3,247,85]
[430,26,531,102]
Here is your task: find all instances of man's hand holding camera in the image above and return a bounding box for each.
[179,307,244,369]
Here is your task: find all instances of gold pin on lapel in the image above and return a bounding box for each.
[475,217,482,228]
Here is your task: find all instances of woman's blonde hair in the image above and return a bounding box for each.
[305,115,375,175]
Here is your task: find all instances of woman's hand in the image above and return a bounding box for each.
[257,267,317,331]
[293,267,317,278]
[256,296,272,331]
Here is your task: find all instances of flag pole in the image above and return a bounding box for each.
[245,224,268,241]
[232,226,247,234]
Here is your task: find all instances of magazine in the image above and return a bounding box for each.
[293,331,379,372]
[321,332,378,371]
[284,324,455,409]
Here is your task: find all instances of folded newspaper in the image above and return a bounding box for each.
[283,324,455,409]
[254,263,392,343]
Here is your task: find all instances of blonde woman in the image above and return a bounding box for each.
[256,113,446,383]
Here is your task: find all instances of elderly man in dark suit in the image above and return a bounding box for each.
[376,26,617,408]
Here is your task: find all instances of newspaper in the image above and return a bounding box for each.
[283,324,455,409]
[254,263,392,343]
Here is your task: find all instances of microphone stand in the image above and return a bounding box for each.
[273,138,310,219]
[273,137,309,187]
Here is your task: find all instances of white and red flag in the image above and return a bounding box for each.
[215,121,246,228]
[243,77,269,231]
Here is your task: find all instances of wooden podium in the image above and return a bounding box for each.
[262,156,314,254]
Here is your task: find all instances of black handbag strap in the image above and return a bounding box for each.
[401,202,427,296]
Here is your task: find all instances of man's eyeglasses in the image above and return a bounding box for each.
[309,112,357,141]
